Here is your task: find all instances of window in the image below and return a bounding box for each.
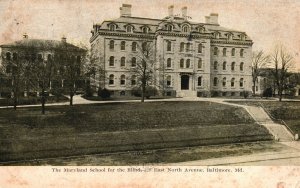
[198,27,205,33]
[126,25,133,33]
[223,77,226,87]
[120,75,126,85]
[121,57,126,67]
[213,61,218,70]
[142,27,148,33]
[180,59,184,68]
[231,78,235,87]
[166,75,171,86]
[186,43,190,52]
[109,40,114,50]
[109,74,114,85]
[167,58,172,68]
[231,62,235,71]
[167,41,172,51]
[131,75,137,85]
[121,41,126,50]
[213,47,218,56]
[223,61,227,70]
[142,42,147,52]
[109,24,116,31]
[132,42,137,51]
[240,34,245,41]
[12,53,18,61]
[231,48,235,56]
[198,59,202,69]
[6,52,11,60]
[240,78,244,87]
[240,62,244,71]
[223,48,227,56]
[109,56,114,66]
[180,42,184,52]
[240,49,244,57]
[213,77,218,86]
[131,57,136,67]
[186,59,190,68]
[198,43,202,53]
[166,24,172,31]
[227,33,233,40]
[198,76,202,86]
[214,32,220,39]
[182,25,189,33]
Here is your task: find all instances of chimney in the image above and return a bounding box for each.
[209,13,219,25]
[168,5,174,17]
[181,6,187,19]
[120,4,132,17]
[23,33,28,39]
[61,36,67,43]
[205,16,210,24]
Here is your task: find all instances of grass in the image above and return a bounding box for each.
[0,101,272,162]
[0,95,68,106]
[226,101,300,135]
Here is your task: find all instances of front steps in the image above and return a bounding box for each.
[177,90,197,98]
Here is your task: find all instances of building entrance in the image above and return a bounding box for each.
[181,75,189,90]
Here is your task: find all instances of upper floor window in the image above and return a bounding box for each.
[213,47,218,56]
[223,77,226,87]
[131,57,136,67]
[213,77,218,86]
[186,43,191,52]
[182,25,190,33]
[131,75,137,85]
[166,75,171,86]
[186,59,191,68]
[231,62,235,71]
[167,58,172,68]
[231,48,235,56]
[166,24,173,31]
[198,76,202,86]
[6,52,11,61]
[214,32,220,39]
[223,48,227,56]
[180,59,184,68]
[231,78,235,87]
[121,57,126,67]
[180,42,184,52]
[223,61,227,70]
[198,58,202,69]
[198,43,203,53]
[240,49,244,57]
[109,24,116,31]
[240,62,244,71]
[227,33,233,40]
[167,41,172,51]
[213,61,218,70]
[120,75,126,85]
[142,27,149,33]
[109,56,114,66]
[240,78,244,87]
[132,42,137,51]
[109,40,114,50]
[109,74,114,85]
[126,25,133,33]
[121,41,126,50]
[240,34,245,41]
[197,27,205,33]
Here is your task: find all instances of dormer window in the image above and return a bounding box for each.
[142,27,149,33]
[197,26,205,33]
[227,33,233,40]
[126,25,133,33]
[214,32,220,39]
[166,24,173,31]
[240,34,246,41]
[182,25,190,33]
[108,23,117,31]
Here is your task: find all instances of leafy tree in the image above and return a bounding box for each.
[252,50,269,95]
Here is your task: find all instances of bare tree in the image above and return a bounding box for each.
[251,50,269,95]
[269,45,294,101]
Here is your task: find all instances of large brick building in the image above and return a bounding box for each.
[90,4,253,97]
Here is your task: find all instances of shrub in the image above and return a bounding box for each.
[84,85,94,97]
[263,87,273,98]
[132,86,158,98]
[242,91,250,99]
[98,88,111,99]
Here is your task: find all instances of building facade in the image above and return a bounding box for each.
[0,34,86,98]
[90,4,253,97]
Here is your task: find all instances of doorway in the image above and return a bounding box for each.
[181,75,189,90]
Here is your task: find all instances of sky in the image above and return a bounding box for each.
[0,0,299,70]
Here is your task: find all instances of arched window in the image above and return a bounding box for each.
[240,34,245,41]
[240,62,244,71]
[198,43,203,53]
[132,42,137,51]
[109,74,114,85]
[12,53,18,61]
[227,33,233,40]
[186,43,191,52]
[142,42,147,51]
[182,25,189,33]
[131,75,137,85]
[223,61,227,70]
[198,76,202,86]
[180,42,184,52]
[198,58,202,69]
[109,24,116,31]
[142,27,148,33]
[214,61,218,70]
[167,58,172,68]
[166,75,171,86]
[6,52,11,60]
[231,62,235,71]
[231,78,235,87]
[213,47,218,56]
[109,40,114,50]
[186,59,190,68]
[214,32,220,39]
[231,48,235,56]
[109,56,114,66]
[121,57,126,67]
[223,48,227,56]
[240,49,244,57]
[167,41,172,51]
[198,27,205,33]
[131,57,136,67]
[120,75,126,85]
[126,25,133,33]
[213,77,218,86]
[223,77,226,87]
[121,41,126,50]
[180,59,184,68]
[166,24,173,31]
[240,78,244,87]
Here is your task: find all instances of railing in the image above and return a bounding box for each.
[258,102,297,140]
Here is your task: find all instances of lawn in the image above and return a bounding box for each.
[226,101,300,135]
[0,101,272,162]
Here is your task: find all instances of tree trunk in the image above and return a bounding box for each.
[41,89,46,114]
[141,83,145,103]
[13,96,17,110]
[252,81,256,96]
[70,93,73,106]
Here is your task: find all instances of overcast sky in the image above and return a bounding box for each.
[0,0,299,70]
